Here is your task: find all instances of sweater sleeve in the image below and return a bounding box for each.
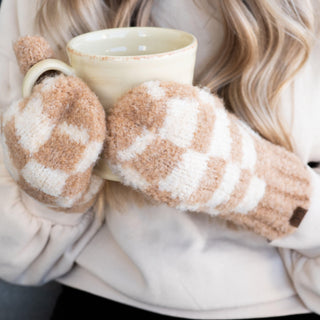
[270,167,320,313]
[0,0,103,285]
[0,146,102,285]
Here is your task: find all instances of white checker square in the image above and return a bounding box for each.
[158,150,209,200]
[238,124,257,171]
[159,97,199,148]
[118,128,156,162]
[205,162,241,209]
[143,81,165,100]
[22,159,69,197]
[58,121,89,145]
[234,175,266,214]
[208,107,231,160]
[15,94,54,154]
[74,141,103,173]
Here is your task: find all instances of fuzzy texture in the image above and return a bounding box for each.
[1,36,106,212]
[105,80,311,240]
[13,35,55,75]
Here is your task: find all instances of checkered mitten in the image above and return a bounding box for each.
[0,36,106,212]
[105,80,311,240]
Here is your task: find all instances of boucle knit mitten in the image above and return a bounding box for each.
[0,36,106,212]
[105,80,311,240]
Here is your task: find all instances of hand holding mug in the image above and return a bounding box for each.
[22,27,198,180]
[1,28,197,211]
[1,36,106,212]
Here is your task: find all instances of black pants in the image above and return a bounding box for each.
[51,285,319,320]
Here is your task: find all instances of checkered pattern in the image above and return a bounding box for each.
[105,81,311,240]
[1,74,106,212]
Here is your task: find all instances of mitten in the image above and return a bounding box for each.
[0,36,106,212]
[105,80,311,240]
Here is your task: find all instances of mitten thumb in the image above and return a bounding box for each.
[13,35,54,75]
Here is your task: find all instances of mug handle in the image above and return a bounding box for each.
[22,59,75,98]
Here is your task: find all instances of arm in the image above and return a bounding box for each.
[0,90,103,285]
[105,80,320,314]
[0,0,104,285]
[105,80,310,241]
[0,146,102,285]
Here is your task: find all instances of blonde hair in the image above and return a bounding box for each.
[36,0,317,212]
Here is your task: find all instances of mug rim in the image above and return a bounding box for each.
[66,27,197,61]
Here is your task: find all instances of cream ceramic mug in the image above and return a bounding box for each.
[22,27,198,180]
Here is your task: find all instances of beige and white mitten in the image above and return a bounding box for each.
[105,80,311,240]
[0,36,106,212]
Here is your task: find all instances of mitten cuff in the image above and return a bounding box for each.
[218,135,311,241]
[271,166,320,250]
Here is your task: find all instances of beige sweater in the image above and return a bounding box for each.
[1,0,320,318]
